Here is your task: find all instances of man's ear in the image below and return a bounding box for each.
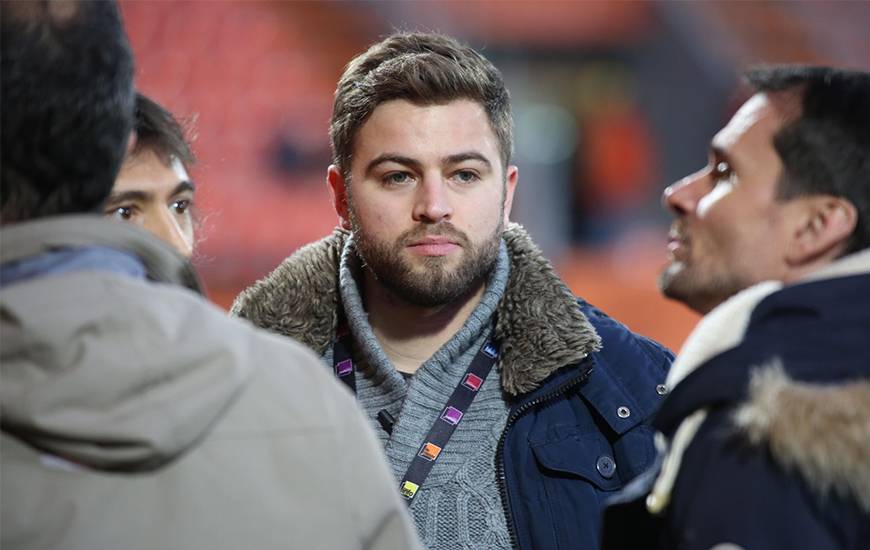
[786,195,857,265]
[502,165,518,224]
[327,165,352,230]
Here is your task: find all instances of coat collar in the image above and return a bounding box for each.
[0,215,201,292]
[232,222,600,396]
[647,252,870,515]
[658,247,870,433]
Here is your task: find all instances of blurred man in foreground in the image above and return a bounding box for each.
[233,32,672,550]
[603,65,870,550]
[106,92,197,258]
[0,2,421,549]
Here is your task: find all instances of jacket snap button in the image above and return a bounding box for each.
[617,406,631,418]
[596,455,616,478]
[656,384,668,396]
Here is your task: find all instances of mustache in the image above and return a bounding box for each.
[669,220,690,243]
[398,223,470,247]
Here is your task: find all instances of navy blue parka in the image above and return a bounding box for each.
[603,261,870,550]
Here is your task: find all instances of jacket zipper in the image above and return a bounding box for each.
[496,366,594,550]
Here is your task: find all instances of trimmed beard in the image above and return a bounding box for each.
[658,260,751,314]
[350,217,503,308]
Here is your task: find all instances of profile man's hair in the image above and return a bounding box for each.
[130,92,195,168]
[330,32,513,180]
[747,65,870,254]
[1,0,135,223]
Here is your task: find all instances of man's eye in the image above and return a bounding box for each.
[713,161,733,184]
[172,199,191,214]
[383,172,412,186]
[453,170,479,184]
[108,206,134,221]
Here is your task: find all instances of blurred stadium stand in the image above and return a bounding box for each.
[120,0,869,351]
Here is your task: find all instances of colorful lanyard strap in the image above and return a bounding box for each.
[332,326,500,505]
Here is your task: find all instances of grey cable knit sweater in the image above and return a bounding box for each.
[324,237,513,550]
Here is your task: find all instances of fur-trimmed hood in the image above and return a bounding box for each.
[232,222,600,396]
[736,363,870,513]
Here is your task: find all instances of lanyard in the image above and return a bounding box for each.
[332,326,500,504]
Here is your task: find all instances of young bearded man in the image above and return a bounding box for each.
[233,32,673,550]
[603,66,870,550]
[106,92,197,258]
[0,3,420,549]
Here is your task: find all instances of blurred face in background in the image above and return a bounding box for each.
[328,99,517,307]
[106,149,196,258]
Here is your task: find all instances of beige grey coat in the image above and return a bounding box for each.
[0,216,421,550]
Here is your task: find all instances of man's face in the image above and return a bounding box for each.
[106,149,196,258]
[660,93,798,313]
[335,98,517,307]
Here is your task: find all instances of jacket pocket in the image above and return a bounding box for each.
[531,432,624,491]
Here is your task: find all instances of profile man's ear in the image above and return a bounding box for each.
[327,165,352,230]
[786,195,857,266]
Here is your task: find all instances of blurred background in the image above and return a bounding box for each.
[120,0,870,351]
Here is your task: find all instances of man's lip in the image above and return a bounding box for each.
[667,228,688,245]
[667,235,689,260]
[408,236,458,246]
[406,237,460,257]
[666,227,688,257]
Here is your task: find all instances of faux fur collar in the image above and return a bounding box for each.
[232,222,600,395]
[735,363,870,513]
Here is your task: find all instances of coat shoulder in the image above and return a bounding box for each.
[580,300,673,395]
[581,301,673,360]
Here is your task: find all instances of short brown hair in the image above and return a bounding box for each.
[329,32,513,180]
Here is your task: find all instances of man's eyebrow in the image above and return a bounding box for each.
[365,152,494,175]
[365,154,422,175]
[171,180,196,196]
[709,145,736,169]
[104,190,151,204]
[443,152,491,169]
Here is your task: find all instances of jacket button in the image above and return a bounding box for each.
[617,406,631,418]
[596,455,616,478]
[656,384,668,396]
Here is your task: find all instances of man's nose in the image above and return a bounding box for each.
[147,209,193,258]
[412,176,453,223]
[662,170,707,217]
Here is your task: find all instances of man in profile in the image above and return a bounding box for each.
[603,66,870,549]
[106,92,198,258]
[0,3,421,549]
[234,31,673,550]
